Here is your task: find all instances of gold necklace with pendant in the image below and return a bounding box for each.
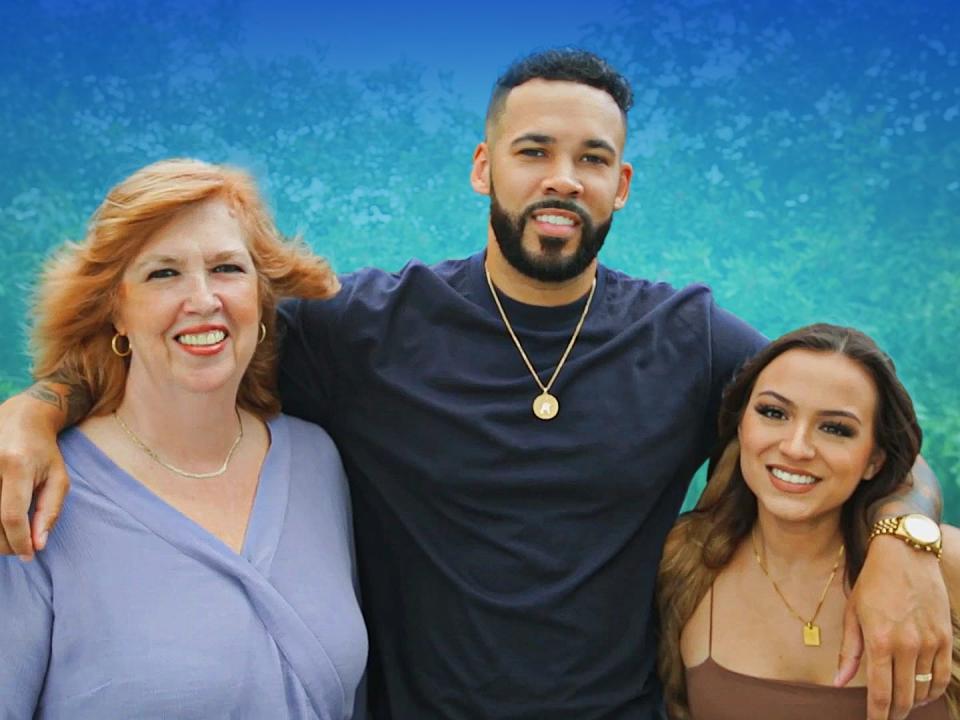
[484,266,596,421]
[752,528,845,647]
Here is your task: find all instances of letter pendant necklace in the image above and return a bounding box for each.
[752,529,845,647]
[484,267,596,421]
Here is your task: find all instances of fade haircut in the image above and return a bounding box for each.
[484,48,634,137]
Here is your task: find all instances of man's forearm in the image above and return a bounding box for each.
[867,456,942,524]
[23,372,93,430]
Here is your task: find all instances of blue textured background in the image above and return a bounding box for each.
[3,0,958,515]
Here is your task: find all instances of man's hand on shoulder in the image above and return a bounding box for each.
[0,381,78,558]
[836,535,952,720]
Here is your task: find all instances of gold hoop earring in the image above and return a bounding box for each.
[111,333,131,358]
[258,322,267,345]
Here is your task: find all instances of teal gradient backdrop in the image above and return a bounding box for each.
[2,0,958,517]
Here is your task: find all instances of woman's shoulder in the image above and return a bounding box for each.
[272,413,338,453]
[55,426,116,497]
[679,581,713,668]
[268,415,354,538]
[939,524,960,600]
[270,414,347,487]
[0,549,53,604]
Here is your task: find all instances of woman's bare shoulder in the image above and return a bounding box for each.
[679,583,712,668]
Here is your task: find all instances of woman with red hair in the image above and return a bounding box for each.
[0,159,366,719]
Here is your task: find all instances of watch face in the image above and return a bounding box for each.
[903,515,941,544]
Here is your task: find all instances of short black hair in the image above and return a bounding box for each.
[485,48,633,134]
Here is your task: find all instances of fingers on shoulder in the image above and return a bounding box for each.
[0,481,36,557]
[0,448,37,480]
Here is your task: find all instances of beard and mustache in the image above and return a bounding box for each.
[489,184,613,283]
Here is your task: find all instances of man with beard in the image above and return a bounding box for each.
[0,50,951,720]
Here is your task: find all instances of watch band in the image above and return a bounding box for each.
[869,515,943,560]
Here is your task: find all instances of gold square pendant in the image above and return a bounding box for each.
[803,623,821,647]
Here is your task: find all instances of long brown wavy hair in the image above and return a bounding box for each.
[31,158,339,419]
[656,323,959,718]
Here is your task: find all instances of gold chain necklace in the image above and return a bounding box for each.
[114,408,244,479]
[752,528,845,647]
[484,266,596,421]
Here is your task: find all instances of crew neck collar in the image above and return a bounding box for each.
[468,251,605,330]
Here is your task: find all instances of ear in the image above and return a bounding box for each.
[612,161,633,211]
[470,142,491,196]
[111,281,128,335]
[111,310,126,337]
[863,448,887,480]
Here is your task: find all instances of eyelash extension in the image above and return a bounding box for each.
[755,402,856,438]
[147,268,177,280]
[754,403,785,419]
[821,421,856,438]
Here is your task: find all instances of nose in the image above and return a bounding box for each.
[184,273,222,315]
[779,424,816,460]
[541,160,583,197]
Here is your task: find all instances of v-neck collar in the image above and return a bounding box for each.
[60,414,290,577]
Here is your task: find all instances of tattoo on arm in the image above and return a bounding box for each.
[24,372,93,428]
[63,383,93,426]
[26,383,64,410]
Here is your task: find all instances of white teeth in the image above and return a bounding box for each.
[178,330,226,346]
[771,467,818,485]
[535,214,575,226]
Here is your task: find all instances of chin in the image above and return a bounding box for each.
[527,234,576,255]
[520,247,582,278]
[172,367,244,397]
[757,498,832,526]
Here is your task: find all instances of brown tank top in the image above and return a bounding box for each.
[684,588,952,720]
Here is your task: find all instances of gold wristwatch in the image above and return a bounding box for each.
[869,514,942,559]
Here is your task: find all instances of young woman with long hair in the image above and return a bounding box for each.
[657,323,959,719]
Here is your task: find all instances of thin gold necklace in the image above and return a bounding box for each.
[114,408,244,479]
[751,528,845,647]
[484,266,596,421]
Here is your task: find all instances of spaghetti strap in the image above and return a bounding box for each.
[707,584,715,658]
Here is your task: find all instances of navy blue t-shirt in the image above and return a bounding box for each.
[278,252,766,719]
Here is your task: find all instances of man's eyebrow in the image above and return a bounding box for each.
[510,134,618,156]
[584,138,617,154]
[510,133,555,146]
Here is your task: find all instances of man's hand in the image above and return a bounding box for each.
[836,536,951,720]
[0,388,72,558]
